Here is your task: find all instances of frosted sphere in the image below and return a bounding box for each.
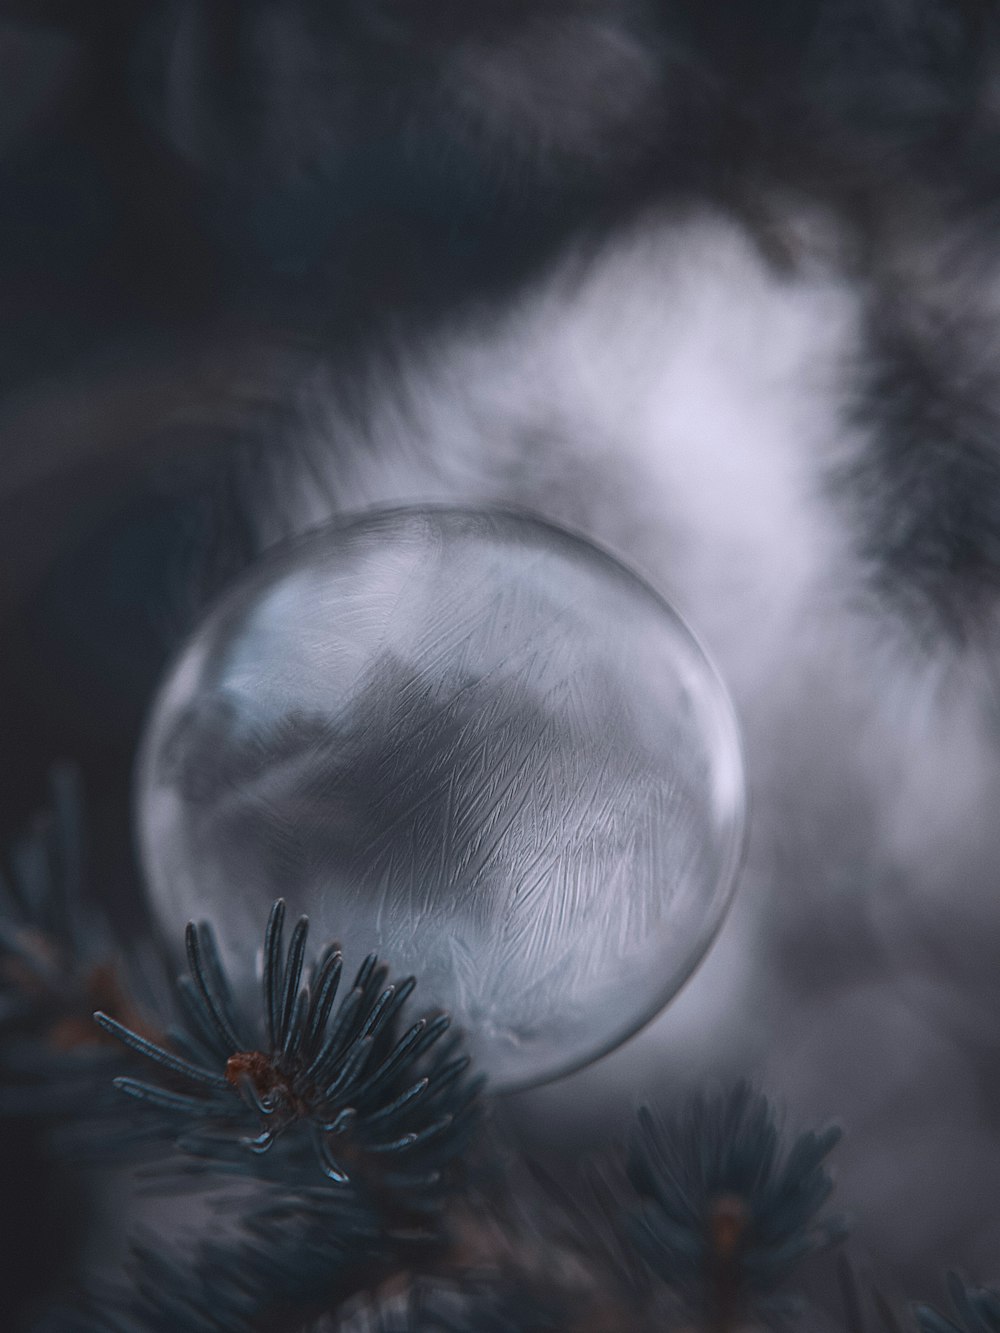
[137,507,745,1091]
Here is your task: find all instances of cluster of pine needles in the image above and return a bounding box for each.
[1,770,996,1332]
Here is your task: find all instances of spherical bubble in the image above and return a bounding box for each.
[137,507,745,1091]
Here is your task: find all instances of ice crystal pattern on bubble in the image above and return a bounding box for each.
[138,508,745,1091]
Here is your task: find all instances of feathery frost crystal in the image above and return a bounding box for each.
[137,506,745,1090]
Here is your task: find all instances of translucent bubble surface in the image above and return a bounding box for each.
[137,508,745,1091]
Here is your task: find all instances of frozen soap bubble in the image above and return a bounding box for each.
[137,507,745,1091]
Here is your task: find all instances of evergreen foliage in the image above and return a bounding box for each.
[96,899,482,1207]
[0,766,154,1132]
[626,1082,846,1327]
[3,776,997,1333]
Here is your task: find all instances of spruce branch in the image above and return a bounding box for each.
[0,765,161,1132]
[95,899,484,1212]
[625,1081,847,1330]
